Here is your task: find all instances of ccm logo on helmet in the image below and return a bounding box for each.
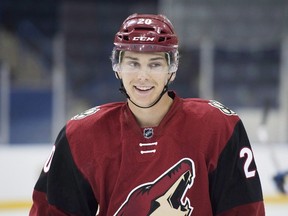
[132,36,155,42]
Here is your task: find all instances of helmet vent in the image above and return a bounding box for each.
[159,37,165,42]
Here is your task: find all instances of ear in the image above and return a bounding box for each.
[115,71,122,79]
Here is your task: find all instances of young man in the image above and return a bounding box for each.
[30,14,265,216]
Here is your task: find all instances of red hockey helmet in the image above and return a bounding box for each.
[112,14,179,72]
[113,13,178,52]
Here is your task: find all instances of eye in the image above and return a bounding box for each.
[149,62,162,69]
[128,61,140,68]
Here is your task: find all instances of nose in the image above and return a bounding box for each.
[136,66,150,80]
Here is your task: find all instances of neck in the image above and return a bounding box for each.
[128,92,173,127]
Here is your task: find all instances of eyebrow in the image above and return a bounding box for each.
[123,56,138,61]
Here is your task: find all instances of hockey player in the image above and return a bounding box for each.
[30,13,265,215]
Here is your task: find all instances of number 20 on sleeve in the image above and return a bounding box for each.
[240,147,256,178]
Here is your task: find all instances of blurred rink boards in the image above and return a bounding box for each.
[0,143,287,215]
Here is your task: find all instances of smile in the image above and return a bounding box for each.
[134,86,154,92]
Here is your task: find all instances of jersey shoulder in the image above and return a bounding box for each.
[181,98,241,131]
[64,102,125,163]
[182,98,238,118]
[67,102,125,134]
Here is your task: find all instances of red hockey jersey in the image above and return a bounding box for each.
[30,91,265,216]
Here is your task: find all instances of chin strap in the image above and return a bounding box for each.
[117,73,174,109]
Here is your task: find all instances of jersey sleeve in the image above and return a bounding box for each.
[209,120,265,215]
[29,126,98,216]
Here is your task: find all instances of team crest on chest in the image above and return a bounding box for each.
[114,158,195,216]
[143,128,154,139]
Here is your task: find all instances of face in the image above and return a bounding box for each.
[117,51,174,108]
